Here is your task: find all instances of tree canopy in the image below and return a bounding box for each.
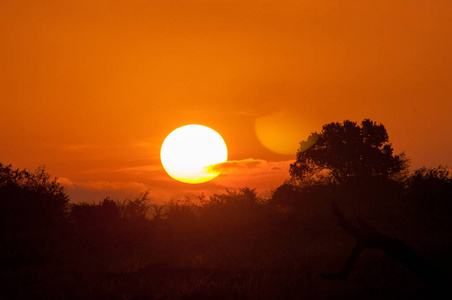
[289,119,409,184]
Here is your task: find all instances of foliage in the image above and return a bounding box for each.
[0,163,70,275]
[290,119,409,184]
[121,191,151,222]
[407,166,452,195]
[406,166,452,223]
[0,163,69,232]
[271,183,300,207]
[208,187,262,207]
[165,188,267,241]
[1,152,451,299]
[70,198,122,233]
[150,204,165,221]
[70,192,153,236]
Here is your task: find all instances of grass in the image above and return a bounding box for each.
[1,187,450,299]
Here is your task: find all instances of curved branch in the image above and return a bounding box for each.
[320,243,364,280]
[324,202,449,293]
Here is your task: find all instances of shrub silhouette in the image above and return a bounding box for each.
[407,166,452,202]
[406,166,452,231]
[70,198,122,236]
[0,164,69,231]
[0,164,69,268]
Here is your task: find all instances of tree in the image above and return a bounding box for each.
[290,119,408,184]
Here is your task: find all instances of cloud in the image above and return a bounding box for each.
[108,165,163,174]
[58,178,148,193]
[58,178,150,203]
[57,177,75,187]
[74,164,163,176]
[132,141,160,149]
[58,159,295,204]
[206,158,294,195]
[209,158,265,174]
[209,158,293,176]
[79,181,148,191]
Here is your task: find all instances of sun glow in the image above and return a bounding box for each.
[160,125,228,184]
[255,113,313,155]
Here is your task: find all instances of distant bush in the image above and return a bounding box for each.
[407,166,452,200]
[70,192,154,240]
[70,198,122,234]
[406,166,452,225]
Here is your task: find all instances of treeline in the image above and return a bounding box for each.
[1,119,451,299]
[1,164,450,298]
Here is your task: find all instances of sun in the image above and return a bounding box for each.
[160,125,228,184]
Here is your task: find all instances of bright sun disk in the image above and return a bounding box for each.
[160,125,228,184]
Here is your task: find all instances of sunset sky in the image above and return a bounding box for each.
[1,0,451,203]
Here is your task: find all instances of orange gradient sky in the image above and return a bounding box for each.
[1,0,451,202]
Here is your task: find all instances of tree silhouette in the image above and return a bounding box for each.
[290,119,409,184]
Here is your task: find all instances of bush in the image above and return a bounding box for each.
[0,163,69,233]
[0,163,69,268]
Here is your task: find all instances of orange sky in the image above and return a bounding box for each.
[1,0,451,203]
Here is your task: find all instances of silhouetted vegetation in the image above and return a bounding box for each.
[0,164,69,269]
[290,119,409,184]
[1,120,451,299]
